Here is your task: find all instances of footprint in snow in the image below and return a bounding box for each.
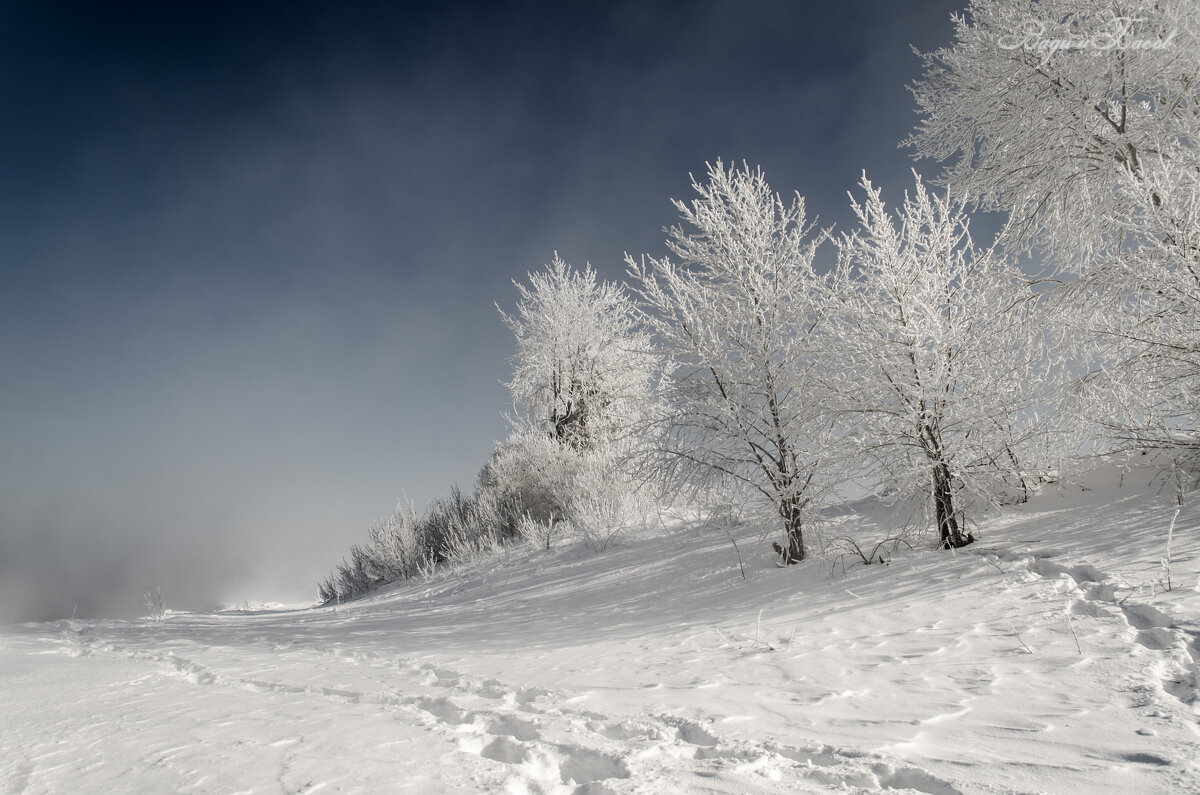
[409,695,473,725]
[556,746,630,786]
[1121,602,1175,631]
[466,730,630,788]
[487,715,540,741]
[872,762,964,795]
[1020,552,1198,707]
[588,718,660,742]
[169,655,218,686]
[666,717,719,747]
[417,665,461,687]
[516,686,551,706]
[479,735,531,764]
[477,678,510,699]
[1136,627,1178,652]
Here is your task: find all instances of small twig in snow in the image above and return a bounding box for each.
[720,523,747,581]
[1065,612,1082,655]
[1162,505,1180,593]
[715,612,777,652]
[1010,622,1034,654]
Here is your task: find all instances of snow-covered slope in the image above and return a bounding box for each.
[2,463,1198,794]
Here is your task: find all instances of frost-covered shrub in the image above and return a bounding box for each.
[365,503,424,581]
[481,428,649,531]
[478,430,586,526]
[514,512,562,550]
[317,483,526,603]
[419,486,476,559]
[316,573,339,604]
[142,586,166,622]
[570,444,649,541]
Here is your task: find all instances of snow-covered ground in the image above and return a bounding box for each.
[2,463,1198,794]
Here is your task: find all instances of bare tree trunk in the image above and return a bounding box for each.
[932,460,972,549]
[773,493,806,565]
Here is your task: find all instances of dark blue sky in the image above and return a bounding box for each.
[0,0,967,622]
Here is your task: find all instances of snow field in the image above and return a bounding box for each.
[2,465,1198,793]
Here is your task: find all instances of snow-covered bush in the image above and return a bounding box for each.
[364,502,424,582]
[316,472,591,604]
[320,544,377,602]
[317,490,477,603]
[514,512,562,551]
[569,442,652,551]
[477,429,585,528]
[418,487,478,559]
[476,427,649,552]
[142,586,166,622]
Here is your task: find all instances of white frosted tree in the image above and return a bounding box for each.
[1064,158,1200,450]
[906,0,1197,265]
[906,0,1200,451]
[828,173,1058,549]
[495,256,660,536]
[628,161,834,564]
[499,255,658,452]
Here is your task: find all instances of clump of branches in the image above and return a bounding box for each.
[823,535,916,576]
[317,486,515,604]
[142,586,166,622]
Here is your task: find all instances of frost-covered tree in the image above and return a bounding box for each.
[493,257,660,542]
[628,161,834,564]
[907,0,1197,265]
[828,173,1057,549]
[907,0,1200,450]
[499,255,657,451]
[1063,158,1200,450]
